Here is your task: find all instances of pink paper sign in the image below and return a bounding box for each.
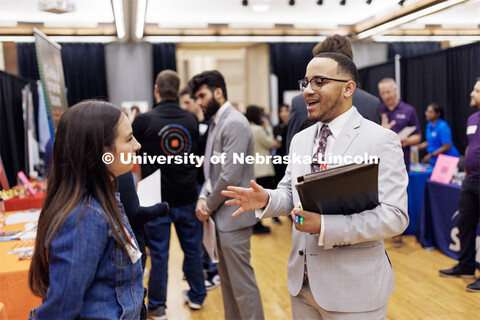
[430,154,460,184]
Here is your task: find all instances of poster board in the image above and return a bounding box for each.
[34,28,68,133]
[430,154,460,184]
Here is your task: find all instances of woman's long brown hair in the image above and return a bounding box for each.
[29,100,134,299]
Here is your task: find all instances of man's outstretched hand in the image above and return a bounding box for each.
[221,180,270,217]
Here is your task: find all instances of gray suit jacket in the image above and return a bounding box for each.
[200,104,257,232]
[286,88,381,152]
[261,107,409,312]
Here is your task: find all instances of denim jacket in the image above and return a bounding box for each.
[30,193,144,320]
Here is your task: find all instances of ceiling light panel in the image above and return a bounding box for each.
[373,35,480,42]
[112,0,125,39]
[414,0,480,25]
[136,0,147,39]
[358,0,468,39]
[252,4,269,12]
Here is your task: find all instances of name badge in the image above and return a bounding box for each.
[431,132,437,137]
[396,114,407,119]
[126,243,142,264]
[467,125,477,135]
[123,226,142,264]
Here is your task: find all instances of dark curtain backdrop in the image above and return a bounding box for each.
[401,52,448,148]
[17,43,39,80]
[269,43,316,104]
[401,41,480,154]
[387,42,441,60]
[152,43,177,84]
[0,71,38,187]
[445,41,480,154]
[358,61,395,98]
[17,43,109,106]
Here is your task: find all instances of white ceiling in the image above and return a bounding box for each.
[0,0,479,41]
[146,0,404,28]
[0,0,113,25]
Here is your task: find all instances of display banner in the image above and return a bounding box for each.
[34,28,68,134]
[22,84,40,176]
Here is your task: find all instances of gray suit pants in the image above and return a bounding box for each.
[217,226,264,320]
[291,281,387,320]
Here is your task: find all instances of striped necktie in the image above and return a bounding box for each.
[311,124,332,173]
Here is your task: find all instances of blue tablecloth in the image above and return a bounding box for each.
[416,180,480,260]
[406,167,433,235]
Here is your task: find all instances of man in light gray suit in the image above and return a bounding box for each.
[286,34,381,152]
[222,53,409,319]
[188,70,264,320]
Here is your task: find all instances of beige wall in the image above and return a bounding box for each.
[0,42,4,71]
[245,43,270,113]
[1,42,18,75]
[176,43,270,114]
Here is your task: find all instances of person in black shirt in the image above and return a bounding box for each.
[132,70,206,319]
[117,171,169,270]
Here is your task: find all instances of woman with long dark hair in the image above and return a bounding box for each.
[29,100,144,319]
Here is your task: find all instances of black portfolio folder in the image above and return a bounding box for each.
[295,162,379,215]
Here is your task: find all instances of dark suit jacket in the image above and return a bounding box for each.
[286,88,381,152]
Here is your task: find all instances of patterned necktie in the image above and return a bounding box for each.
[311,124,332,173]
[203,121,216,179]
[303,123,332,282]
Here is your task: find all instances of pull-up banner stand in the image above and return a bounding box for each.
[34,28,68,134]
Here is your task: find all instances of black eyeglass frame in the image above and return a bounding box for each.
[298,76,350,91]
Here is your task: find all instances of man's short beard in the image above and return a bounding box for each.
[307,89,342,123]
[204,97,221,120]
[307,102,337,123]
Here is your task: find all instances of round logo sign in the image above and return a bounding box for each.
[158,124,192,156]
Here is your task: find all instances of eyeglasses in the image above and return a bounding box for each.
[298,76,349,91]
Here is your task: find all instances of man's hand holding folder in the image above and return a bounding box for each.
[295,162,379,215]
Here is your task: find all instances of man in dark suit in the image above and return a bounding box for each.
[286,34,381,152]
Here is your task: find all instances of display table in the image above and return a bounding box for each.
[3,192,46,212]
[416,180,480,260]
[406,166,433,235]
[0,215,42,320]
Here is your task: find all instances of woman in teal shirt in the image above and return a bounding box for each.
[418,103,459,164]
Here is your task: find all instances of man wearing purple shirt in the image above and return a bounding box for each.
[439,78,480,292]
[378,78,421,247]
[378,78,422,170]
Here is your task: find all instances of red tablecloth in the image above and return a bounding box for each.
[3,192,46,211]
